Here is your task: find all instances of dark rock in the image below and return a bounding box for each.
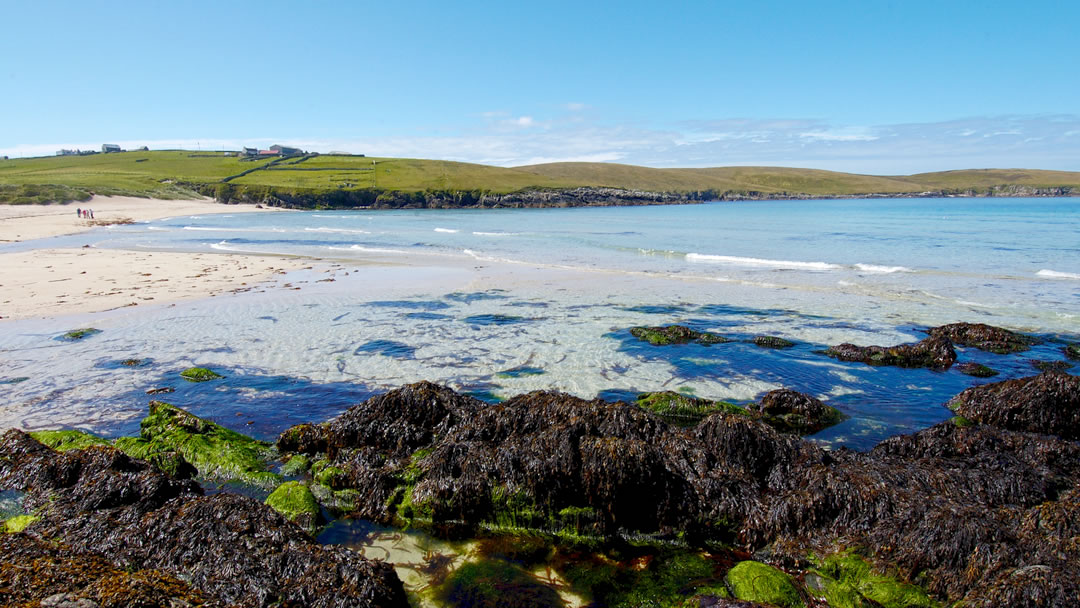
[1065,344,1080,361]
[955,362,999,377]
[745,389,846,435]
[0,534,211,608]
[1032,359,1074,372]
[0,430,409,608]
[824,335,956,369]
[752,336,796,349]
[927,322,1038,354]
[948,371,1080,439]
[630,325,728,346]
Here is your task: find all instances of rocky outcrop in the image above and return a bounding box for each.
[277,377,1080,605]
[824,335,957,369]
[948,370,1080,439]
[0,430,408,608]
[927,322,1038,354]
[745,389,846,435]
[955,362,999,377]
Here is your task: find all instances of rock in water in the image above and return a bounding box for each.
[927,322,1038,353]
[825,335,957,369]
[629,325,728,346]
[948,370,1080,439]
[745,389,846,435]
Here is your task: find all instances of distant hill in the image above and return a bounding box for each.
[0,151,1076,207]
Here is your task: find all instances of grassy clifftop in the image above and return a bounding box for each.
[1,151,1077,206]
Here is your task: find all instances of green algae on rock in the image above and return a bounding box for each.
[808,550,937,608]
[58,328,101,341]
[725,561,805,608]
[753,336,796,349]
[2,514,38,534]
[1031,359,1074,373]
[29,429,110,452]
[180,366,224,382]
[115,400,280,487]
[266,480,321,535]
[954,362,999,378]
[437,559,564,608]
[1065,344,1080,361]
[630,325,728,346]
[636,391,744,425]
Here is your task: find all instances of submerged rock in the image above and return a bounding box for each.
[1032,359,1074,372]
[630,325,728,346]
[745,389,846,435]
[0,430,408,607]
[1065,343,1080,361]
[824,335,956,369]
[954,362,999,377]
[927,322,1038,354]
[58,328,101,341]
[948,370,1080,439]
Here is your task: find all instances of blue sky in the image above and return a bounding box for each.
[2,0,1078,173]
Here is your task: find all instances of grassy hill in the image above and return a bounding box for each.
[1,151,1077,206]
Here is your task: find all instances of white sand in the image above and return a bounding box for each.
[0,197,307,320]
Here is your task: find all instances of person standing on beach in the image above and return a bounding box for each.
[89,209,94,219]
[77,208,82,218]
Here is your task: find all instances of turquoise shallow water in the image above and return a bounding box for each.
[1,198,1077,450]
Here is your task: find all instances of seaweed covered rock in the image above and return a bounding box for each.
[825,335,956,369]
[0,429,409,608]
[1032,359,1074,373]
[928,322,1038,354]
[630,325,728,346]
[725,561,804,608]
[265,480,322,536]
[0,533,213,607]
[752,336,796,349]
[636,391,743,425]
[180,367,223,382]
[30,429,111,452]
[948,371,1080,439]
[115,400,280,487]
[1065,343,1080,361]
[745,389,846,435]
[954,362,999,378]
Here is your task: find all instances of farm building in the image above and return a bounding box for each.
[102,144,121,153]
[269,144,303,155]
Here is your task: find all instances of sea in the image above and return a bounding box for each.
[1,197,1078,452]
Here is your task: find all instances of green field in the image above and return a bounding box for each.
[1,150,1077,205]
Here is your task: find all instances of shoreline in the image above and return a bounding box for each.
[0,197,306,320]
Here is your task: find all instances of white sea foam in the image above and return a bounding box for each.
[325,245,407,254]
[210,240,239,252]
[1037,269,1080,280]
[855,263,913,274]
[434,228,459,233]
[472,231,520,236]
[184,226,286,233]
[147,226,169,231]
[686,253,841,270]
[304,227,371,234]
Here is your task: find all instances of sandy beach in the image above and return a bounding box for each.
[0,196,307,320]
